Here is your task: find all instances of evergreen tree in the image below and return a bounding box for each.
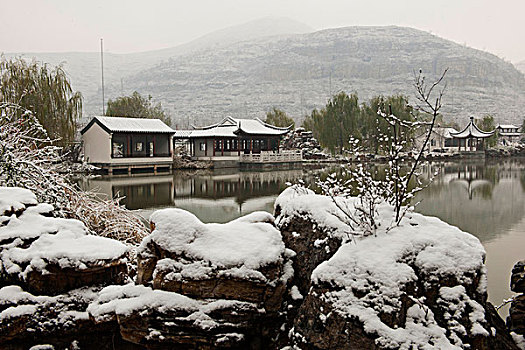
[475,115,497,148]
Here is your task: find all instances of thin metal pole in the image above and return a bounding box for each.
[101,38,105,115]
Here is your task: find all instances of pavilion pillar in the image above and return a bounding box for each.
[237,139,240,156]
[213,139,216,156]
[221,138,224,156]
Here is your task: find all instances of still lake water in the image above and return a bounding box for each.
[80,160,525,318]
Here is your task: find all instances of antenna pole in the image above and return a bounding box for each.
[100,38,105,115]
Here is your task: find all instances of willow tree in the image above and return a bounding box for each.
[0,57,82,147]
[265,107,295,128]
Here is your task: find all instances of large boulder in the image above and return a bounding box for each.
[0,285,132,349]
[137,209,293,312]
[88,284,267,349]
[0,188,129,295]
[509,260,525,338]
[274,188,518,349]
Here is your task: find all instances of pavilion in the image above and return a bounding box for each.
[173,117,298,165]
[449,117,495,152]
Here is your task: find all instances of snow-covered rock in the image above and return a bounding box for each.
[274,188,518,349]
[138,209,293,312]
[0,187,129,294]
[0,285,119,348]
[87,284,266,348]
[509,260,525,341]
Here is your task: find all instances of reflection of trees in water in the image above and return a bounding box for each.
[416,160,525,243]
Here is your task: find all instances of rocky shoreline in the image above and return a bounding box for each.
[0,186,523,349]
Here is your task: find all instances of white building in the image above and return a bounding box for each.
[496,124,521,145]
[81,116,175,175]
[174,117,300,166]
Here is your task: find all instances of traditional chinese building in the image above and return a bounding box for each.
[449,117,495,151]
[81,116,175,175]
[174,117,300,166]
[496,124,521,145]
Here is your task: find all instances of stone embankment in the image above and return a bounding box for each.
[0,186,521,349]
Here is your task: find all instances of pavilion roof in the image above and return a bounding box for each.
[449,117,495,139]
[81,116,174,135]
[174,116,291,138]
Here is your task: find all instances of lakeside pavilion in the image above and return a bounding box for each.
[174,116,293,161]
[449,117,495,152]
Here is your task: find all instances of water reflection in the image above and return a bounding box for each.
[80,168,314,223]
[416,160,525,244]
[80,161,525,316]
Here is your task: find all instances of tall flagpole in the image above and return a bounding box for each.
[100,38,105,115]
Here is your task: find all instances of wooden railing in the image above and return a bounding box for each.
[240,150,302,163]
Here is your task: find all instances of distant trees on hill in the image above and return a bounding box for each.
[106,91,172,126]
[0,57,82,147]
[302,92,417,154]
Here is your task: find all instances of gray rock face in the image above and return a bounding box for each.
[508,260,525,337]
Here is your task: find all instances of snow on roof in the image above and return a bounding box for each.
[174,116,290,138]
[143,209,285,271]
[497,124,520,129]
[449,117,494,139]
[81,116,175,134]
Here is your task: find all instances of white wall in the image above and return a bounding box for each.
[82,123,111,163]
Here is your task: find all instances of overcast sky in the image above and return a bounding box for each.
[2,0,524,63]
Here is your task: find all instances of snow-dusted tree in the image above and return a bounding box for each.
[317,69,447,233]
[379,68,448,225]
[0,103,148,244]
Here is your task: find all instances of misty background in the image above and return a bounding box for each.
[2,0,525,127]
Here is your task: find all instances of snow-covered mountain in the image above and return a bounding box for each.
[5,20,525,126]
[122,25,525,126]
[516,60,525,75]
[4,17,314,117]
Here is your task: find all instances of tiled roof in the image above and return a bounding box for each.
[450,117,494,139]
[81,116,175,134]
[174,116,291,138]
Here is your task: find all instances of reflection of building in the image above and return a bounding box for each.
[81,116,175,175]
[496,124,521,145]
[81,175,174,210]
[174,117,300,166]
[449,117,495,151]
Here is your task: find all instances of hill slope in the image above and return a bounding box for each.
[4,17,313,117]
[516,60,525,75]
[119,25,525,127]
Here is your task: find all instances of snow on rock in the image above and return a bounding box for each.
[0,187,129,295]
[287,195,517,349]
[138,209,292,312]
[0,285,107,347]
[274,186,353,299]
[147,209,283,270]
[274,186,353,241]
[0,187,37,216]
[87,284,266,347]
